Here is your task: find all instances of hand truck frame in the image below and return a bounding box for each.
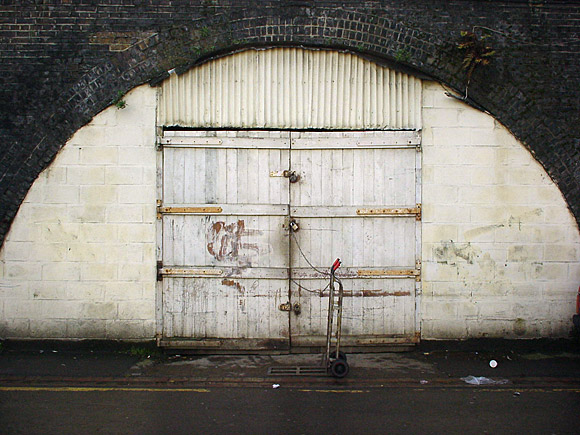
[323,258,349,378]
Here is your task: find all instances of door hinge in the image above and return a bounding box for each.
[157,261,163,282]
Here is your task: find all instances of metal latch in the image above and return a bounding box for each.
[279,302,301,315]
[270,170,300,183]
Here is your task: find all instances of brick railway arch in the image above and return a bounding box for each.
[1,39,579,341]
[1,7,579,247]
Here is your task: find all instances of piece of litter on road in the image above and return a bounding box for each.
[52,350,58,353]
[513,392,521,397]
[461,376,509,385]
[420,380,429,384]
[489,359,498,368]
[272,384,280,389]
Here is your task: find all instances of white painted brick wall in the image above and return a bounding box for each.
[1,79,578,342]
[0,86,157,339]
[422,81,580,339]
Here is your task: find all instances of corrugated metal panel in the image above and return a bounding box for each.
[158,48,422,130]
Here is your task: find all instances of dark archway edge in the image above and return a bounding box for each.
[1,2,579,246]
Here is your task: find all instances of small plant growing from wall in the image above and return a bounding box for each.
[395,48,411,63]
[112,91,127,110]
[456,31,496,99]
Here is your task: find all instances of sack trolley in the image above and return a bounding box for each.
[267,258,350,378]
[323,258,349,378]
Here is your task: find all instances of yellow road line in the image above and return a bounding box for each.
[0,387,210,393]
[297,389,368,393]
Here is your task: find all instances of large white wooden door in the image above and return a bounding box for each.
[288,131,422,349]
[158,130,421,350]
[158,131,291,350]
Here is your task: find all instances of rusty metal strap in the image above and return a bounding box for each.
[160,268,224,276]
[159,206,223,214]
[356,206,420,216]
[357,269,420,278]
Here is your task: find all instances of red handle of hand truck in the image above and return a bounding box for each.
[331,258,341,274]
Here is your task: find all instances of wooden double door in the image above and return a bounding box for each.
[158,130,421,350]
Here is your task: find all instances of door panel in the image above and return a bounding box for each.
[163,146,290,205]
[162,214,288,268]
[290,147,417,207]
[288,132,420,348]
[159,132,291,349]
[162,277,289,341]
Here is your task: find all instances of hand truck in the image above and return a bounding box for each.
[323,258,349,378]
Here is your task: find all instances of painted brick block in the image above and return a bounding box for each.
[118,263,155,282]
[105,282,143,301]
[106,205,144,223]
[66,243,107,263]
[117,224,155,243]
[30,243,68,262]
[81,147,119,166]
[105,167,143,185]
[66,319,107,338]
[80,263,117,281]
[30,320,67,338]
[118,185,156,204]
[80,186,118,204]
[0,319,30,337]
[431,127,471,147]
[117,300,155,320]
[118,147,156,166]
[42,263,81,281]
[79,223,119,243]
[42,186,80,204]
[83,302,118,320]
[106,320,147,339]
[105,244,146,263]
[67,166,106,185]
[40,223,80,243]
[544,245,579,262]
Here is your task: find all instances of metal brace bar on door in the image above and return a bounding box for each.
[356,204,421,221]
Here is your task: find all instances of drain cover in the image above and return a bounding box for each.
[268,366,328,376]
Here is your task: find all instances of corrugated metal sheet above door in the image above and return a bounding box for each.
[158,48,422,130]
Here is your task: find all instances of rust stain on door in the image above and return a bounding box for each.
[221,278,245,294]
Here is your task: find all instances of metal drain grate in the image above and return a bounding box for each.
[268,366,328,376]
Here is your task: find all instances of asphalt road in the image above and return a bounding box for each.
[1,385,578,434]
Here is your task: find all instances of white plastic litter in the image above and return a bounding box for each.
[272,384,280,389]
[489,359,498,368]
[420,380,429,385]
[461,376,509,385]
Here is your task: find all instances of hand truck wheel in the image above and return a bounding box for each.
[329,350,347,362]
[330,359,349,378]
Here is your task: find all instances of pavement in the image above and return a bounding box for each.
[1,338,579,389]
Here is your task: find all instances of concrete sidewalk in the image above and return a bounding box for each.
[0,339,579,388]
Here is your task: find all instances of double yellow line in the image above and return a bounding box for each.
[0,387,210,393]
